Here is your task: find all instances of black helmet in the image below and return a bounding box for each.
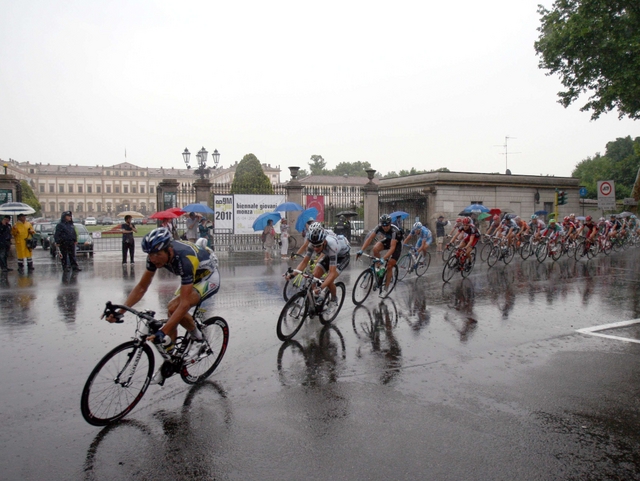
[380,214,392,226]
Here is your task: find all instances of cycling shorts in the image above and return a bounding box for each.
[317,254,350,274]
[378,239,403,261]
[173,269,220,299]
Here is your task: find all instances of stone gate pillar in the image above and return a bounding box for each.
[285,167,304,245]
[193,179,212,206]
[363,169,379,234]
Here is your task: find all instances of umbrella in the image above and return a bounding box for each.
[489,208,501,216]
[252,212,282,231]
[478,212,491,221]
[182,203,215,214]
[118,210,144,218]
[149,210,180,220]
[274,202,303,212]
[576,216,586,221]
[389,211,409,220]
[534,210,548,216]
[619,211,633,218]
[336,211,358,217]
[458,211,474,216]
[166,207,185,215]
[463,204,490,213]
[296,207,319,233]
[0,202,35,215]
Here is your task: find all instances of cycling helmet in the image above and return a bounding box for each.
[570,213,576,217]
[141,227,173,253]
[599,217,605,222]
[530,214,537,220]
[631,215,637,219]
[515,216,521,221]
[461,217,471,225]
[610,213,616,218]
[307,222,326,245]
[563,216,570,222]
[379,214,392,226]
[585,216,592,222]
[412,221,422,230]
[549,218,556,224]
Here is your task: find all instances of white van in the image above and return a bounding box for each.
[84,217,97,226]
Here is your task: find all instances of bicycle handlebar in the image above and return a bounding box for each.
[101,301,157,324]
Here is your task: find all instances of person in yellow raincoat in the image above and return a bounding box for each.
[11,214,35,272]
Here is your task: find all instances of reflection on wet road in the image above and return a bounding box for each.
[1,248,640,480]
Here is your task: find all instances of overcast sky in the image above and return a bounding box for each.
[0,0,637,180]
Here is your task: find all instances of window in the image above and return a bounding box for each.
[106,170,110,176]
[140,186,145,194]
[78,185,83,193]
[49,202,55,212]
[77,203,83,212]
[88,202,93,212]
[59,185,64,193]
[115,186,120,194]
[124,171,128,176]
[149,186,154,194]
[123,186,128,194]
[470,201,483,205]
[59,203,65,211]
[96,186,101,193]
[69,185,74,193]
[106,186,111,193]
[132,186,137,194]
[97,203,102,212]
[68,202,74,212]
[49,184,54,193]
[115,171,120,176]
[39,185,45,193]
[87,185,92,193]
[150,203,155,211]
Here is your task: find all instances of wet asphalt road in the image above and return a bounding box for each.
[1,247,640,480]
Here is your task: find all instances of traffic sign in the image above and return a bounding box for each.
[579,187,588,197]
[597,180,616,210]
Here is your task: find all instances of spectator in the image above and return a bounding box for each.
[435,215,449,254]
[186,212,201,243]
[198,217,211,248]
[280,218,289,259]
[263,218,276,261]
[393,215,403,231]
[11,213,35,272]
[120,215,137,265]
[54,211,81,272]
[0,215,12,273]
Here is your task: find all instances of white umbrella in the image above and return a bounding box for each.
[0,202,36,215]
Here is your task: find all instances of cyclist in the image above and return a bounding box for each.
[294,217,316,257]
[528,214,545,235]
[539,218,563,244]
[105,227,220,385]
[577,215,598,246]
[289,222,350,309]
[457,217,480,262]
[358,214,404,292]
[403,221,433,258]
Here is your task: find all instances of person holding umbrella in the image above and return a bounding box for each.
[263,218,276,261]
[280,218,290,259]
[11,213,36,272]
[0,215,12,273]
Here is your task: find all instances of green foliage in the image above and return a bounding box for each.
[382,167,450,179]
[296,168,309,178]
[572,136,640,199]
[20,181,42,216]
[309,155,328,175]
[332,161,372,177]
[534,0,640,120]
[230,154,274,194]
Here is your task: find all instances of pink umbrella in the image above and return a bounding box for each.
[149,210,179,220]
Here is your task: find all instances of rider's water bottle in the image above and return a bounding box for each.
[377,265,386,279]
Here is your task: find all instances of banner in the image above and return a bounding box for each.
[214,195,234,231]
[234,194,285,234]
[306,195,325,222]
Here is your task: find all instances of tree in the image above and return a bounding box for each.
[230,154,273,194]
[20,180,42,216]
[534,0,640,120]
[309,155,328,175]
[572,136,640,199]
[382,167,450,179]
[331,161,372,177]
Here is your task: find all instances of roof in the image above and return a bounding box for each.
[298,175,379,186]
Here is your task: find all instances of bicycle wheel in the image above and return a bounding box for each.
[287,236,298,254]
[277,292,309,341]
[442,256,458,283]
[282,274,303,302]
[479,242,492,262]
[181,316,229,384]
[352,269,374,305]
[487,246,500,267]
[503,245,515,264]
[535,241,548,263]
[379,265,399,298]
[442,244,455,262]
[601,239,612,255]
[81,341,154,426]
[396,254,412,281]
[320,281,346,325]
[587,241,599,259]
[461,250,475,278]
[550,242,563,261]
[415,252,431,277]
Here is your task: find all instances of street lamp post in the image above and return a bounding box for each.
[182,147,220,180]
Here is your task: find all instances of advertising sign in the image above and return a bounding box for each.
[597,180,615,210]
[306,195,325,221]
[233,194,285,234]
[0,189,13,205]
[214,195,234,231]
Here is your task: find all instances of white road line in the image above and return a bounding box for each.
[576,318,640,344]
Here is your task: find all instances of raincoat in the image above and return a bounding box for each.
[11,220,35,259]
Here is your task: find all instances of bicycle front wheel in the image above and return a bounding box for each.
[379,265,399,298]
[396,254,412,280]
[81,341,154,426]
[415,252,431,277]
[181,316,229,384]
[277,292,309,341]
[352,269,374,305]
[442,255,458,283]
[320,281,346,325]
[282,274,303,302]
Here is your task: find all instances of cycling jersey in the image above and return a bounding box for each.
[146,240,218,286]
[529,219,545,233]
[306,231,350,268]
[410,226,433,248]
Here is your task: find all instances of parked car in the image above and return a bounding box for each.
[101,217,113,225]
[84,217,97,226]
[33,222,55,249]
[49,223,94,258]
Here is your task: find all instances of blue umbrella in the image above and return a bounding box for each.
[274,202,303,212]
[295,207,319,233]
[389,211,409,220]
[252,212,282,231]
[463,204,490,213]
[534,210,548,216]
[182,203,215,214]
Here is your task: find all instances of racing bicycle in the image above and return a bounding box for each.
[81,300,229,426]
[397,245,430,280]
[352,253,399,305]
[442,246,476,283]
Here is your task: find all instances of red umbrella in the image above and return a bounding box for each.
[166,207,185,215]
[149,210,179,220]
[489,208,501,215]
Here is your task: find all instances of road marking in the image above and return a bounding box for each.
[576,319,640,344]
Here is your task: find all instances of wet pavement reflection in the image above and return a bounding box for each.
[1,248,640,480]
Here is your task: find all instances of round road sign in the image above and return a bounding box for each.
[599,182,612,196]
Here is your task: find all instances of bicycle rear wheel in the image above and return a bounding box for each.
[181,316,229,384]
[503,245,515,264]
[352,269,373,305]
[379,265,399,298]
[479,242,492,262]
[320,281,346,325]
[277,292,309,341]
[415,252,431,277]
[81,341,154,426]
[460,250,475,278]
[396,254,412,281]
